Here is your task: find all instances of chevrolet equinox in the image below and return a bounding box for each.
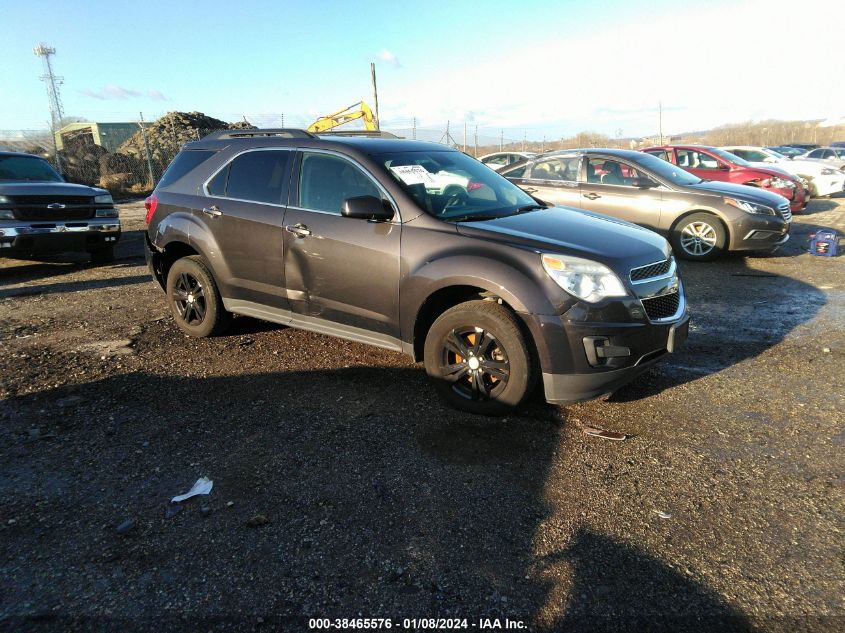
[144,129,689,415]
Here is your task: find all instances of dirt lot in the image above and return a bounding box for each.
[1,198,843,632]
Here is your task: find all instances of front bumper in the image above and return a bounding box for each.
[520,301,690,405]
[727,213,790,252]
[0,219,121,256]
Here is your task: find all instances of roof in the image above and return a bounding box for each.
[551,148,650,159]
[0,151,43,158]
[185,132,449,154]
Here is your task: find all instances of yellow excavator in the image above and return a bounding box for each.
[306,101,378,133]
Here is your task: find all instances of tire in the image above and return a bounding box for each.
[89,245,115,265]
[423,300,536,416]
[165,255,231,337]
[671,213,727,261]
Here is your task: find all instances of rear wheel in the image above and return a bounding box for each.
[671,213,726,261]
[166,256,231,337]
[423,300,536,416]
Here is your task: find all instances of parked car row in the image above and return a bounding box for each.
[719,146,844,197]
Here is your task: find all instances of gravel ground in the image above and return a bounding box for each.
[0,198,843,632]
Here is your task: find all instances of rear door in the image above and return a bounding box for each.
[579,155,663,229]
[282,150,402,347]
[506,155,582,207]
[200,148,293,310]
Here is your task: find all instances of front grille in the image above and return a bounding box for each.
[778,203,792,222]
[630,258,671,282]
[10,195,94,221]
[641,292,680,320]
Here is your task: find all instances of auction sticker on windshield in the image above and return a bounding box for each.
[390,165,436,186]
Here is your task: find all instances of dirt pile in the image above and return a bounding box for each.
[117,111,232,162]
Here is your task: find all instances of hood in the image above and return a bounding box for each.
[748,161,804,178]
[455,206,671,272]
[0,182,107,197]
[687,180,790,207]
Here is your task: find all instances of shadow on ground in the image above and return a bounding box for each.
[0,367,753,630]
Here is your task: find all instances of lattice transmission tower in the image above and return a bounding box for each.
[33,43,65,173]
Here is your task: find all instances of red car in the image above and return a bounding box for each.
[641,145,808,214]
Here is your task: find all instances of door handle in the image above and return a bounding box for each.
[522,187,538,194]
[285,223,311,238]
[202,205,222,217]
[583,192,601,200]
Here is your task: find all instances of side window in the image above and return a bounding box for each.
[224,150,291,204]
[505,164,527,178]
[207,164,229,197]
[484,155,509,167]
[528,156,580,181]
[158,150,216,189]
[808,149,823,158]
[299,152,381,215]
[644,149,671,162]
[585,158,641,186]
[822,149,833,159]
[677,149,718,169]
[730,149,749,160]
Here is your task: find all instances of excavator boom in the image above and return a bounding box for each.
[307,101,378,133]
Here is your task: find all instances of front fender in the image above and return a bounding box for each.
[401,254,565,341]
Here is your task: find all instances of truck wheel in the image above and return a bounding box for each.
[423,300,536,416]
[671,213,726,261]
[89,245,114,265]
[165,256,231,337]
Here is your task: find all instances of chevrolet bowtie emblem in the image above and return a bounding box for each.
[47,203,66,209]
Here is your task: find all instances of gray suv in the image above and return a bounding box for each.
[500,149,791,261]
[144,130,689,415]
[0,151,120,263]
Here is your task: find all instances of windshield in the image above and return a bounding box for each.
[376,150,537,222]
[710,147,751,167]
[763,148,786,160]
[0,155,63,182]
[633,152,702,185]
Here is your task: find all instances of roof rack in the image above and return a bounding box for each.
[319,130,401,139]
[202,128,316,141]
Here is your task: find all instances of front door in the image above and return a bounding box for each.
[579,156,663,229]
[282,150,402,347]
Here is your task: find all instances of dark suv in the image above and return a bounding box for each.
[144,129,689,415]
[0,151,120,263]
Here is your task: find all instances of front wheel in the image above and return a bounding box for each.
[423,300,536,416]
[671,213,726,261]
[165,256,231,337]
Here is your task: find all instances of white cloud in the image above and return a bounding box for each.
[376,48,401,68]
[80,85,168,101]
[379,0,845,137]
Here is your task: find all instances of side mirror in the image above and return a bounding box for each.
[341,195,394,221]
[632,177,658,189]
[719,163,730,170]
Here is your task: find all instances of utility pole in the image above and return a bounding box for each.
[658,100,663,145]
[139,112,156,187]
[522,132,526,152]
[542,135,545,153]
[412,117,416,140]
[34,43,65,175]
[474,125,478,157]
[370,63,380,130]
[500,130,503,151]
[281,113,285,127]
[463,122,467,153]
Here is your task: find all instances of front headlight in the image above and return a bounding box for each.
[95,208,119,218]
[769,177,795,189]
[541,254,627,303]
[0,195,10,204]
[0,210,14,220]
[723,197,775,215]
[94,193,114,205]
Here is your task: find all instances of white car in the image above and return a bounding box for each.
[721,146,845,197]
[796,147,845,171]
[478,151,536,172]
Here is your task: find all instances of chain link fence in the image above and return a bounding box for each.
[4,112,844,200]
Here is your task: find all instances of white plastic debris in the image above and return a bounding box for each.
[171,477,213,503]
[655,510,672,520]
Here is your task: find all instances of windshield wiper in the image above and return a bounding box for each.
[445,213,504,223]
[515,204,547,214]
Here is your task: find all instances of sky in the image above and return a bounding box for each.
[2,0,844,142]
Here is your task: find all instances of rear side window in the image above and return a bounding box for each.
[225,150,292,204]
[157,150,216,189]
